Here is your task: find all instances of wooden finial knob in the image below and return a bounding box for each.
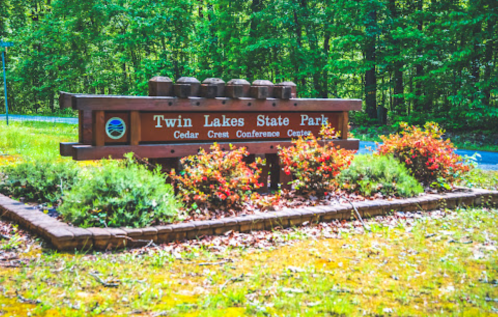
[201,78,225,98]
[276,81,297,98]
[251,80,274,99]
[174,77,201,98]
[149,76,173,96]
[226,79,250,98]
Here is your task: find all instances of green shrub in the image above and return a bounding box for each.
[59,153,181,228]
[339,154,424,197]
[0,160,80,203]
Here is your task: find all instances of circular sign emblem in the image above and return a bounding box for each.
[105,117,126,140]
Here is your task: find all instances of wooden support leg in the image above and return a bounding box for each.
[78,110,83,143]
[268,154,292,191]
[150,158,180,174]
[267,154,280,191]
[340,111,349,140]
[256,154,269,192]
[81,110,93,144]
[279,165,293,190]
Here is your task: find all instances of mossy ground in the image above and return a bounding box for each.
[1,122,498,316]
[1,206,498,316]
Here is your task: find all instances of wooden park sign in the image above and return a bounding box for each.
[60,77,360,189]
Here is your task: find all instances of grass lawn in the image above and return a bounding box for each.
[0,121,77,162]
[1,121,498,316]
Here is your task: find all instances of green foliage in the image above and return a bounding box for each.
[339,154,423,197]
[0,160,80,203]
[172,143,262,211]
[59,153,180,228]
[0,0,496,133]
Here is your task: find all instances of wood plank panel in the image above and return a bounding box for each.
[92,110,105,146]
[142,112,340,143]
[81,110,93,144]
[71,95,362,112]
[130,111,141,146]
[78,110,83,143]
[71,139,360,161]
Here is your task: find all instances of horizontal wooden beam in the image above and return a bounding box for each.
[59,92,74,109]
[68,94,362,112]
[70,139,360,161]
[60,142,80,157]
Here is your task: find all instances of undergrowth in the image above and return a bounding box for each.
[0,160,80,204]
[59,154,181,228]
[340,154,424,197]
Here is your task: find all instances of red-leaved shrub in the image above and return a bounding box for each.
[377,122,470,188]
[171,143,263,211]
[278,131,355,197]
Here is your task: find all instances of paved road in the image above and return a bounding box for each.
[359,141,498,171]
[1,115,497,170]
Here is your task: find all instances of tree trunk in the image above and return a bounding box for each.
[247,0,262,79]
[413,0,425,111]
[388,0,405,114]
[322,32,330,98]
[365,9,377,119]
[293,8,305,90]
[483,10,494,106]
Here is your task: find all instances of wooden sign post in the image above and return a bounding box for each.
[60,77,360,190]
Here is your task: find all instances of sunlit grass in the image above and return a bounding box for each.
[459,169,498,190]
[0,121,77,163]
[0,207,497,316]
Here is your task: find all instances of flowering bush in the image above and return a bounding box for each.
[171,143,263,211]
[278,132,355,197]
[377,122,471,188]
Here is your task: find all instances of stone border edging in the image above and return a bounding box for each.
[1,189,497,251]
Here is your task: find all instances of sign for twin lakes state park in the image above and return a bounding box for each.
[105,112,341,143]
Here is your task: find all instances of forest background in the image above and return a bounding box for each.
[0,0,496,132]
